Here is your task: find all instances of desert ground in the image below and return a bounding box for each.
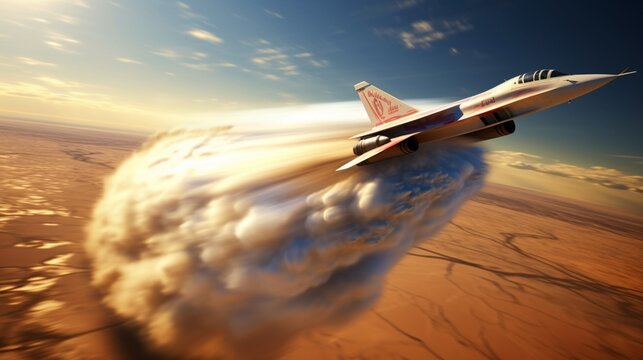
[0,118,641,359]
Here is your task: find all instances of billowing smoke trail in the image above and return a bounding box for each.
[86,110,486,359]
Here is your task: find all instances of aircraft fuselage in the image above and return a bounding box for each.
[338,69,635,171]
[395,72,625,142]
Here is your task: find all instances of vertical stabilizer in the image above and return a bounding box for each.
[354,81,418,127]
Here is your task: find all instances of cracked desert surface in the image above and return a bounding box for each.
[1,119,641,359]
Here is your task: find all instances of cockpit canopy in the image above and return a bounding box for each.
[516,69,567,84]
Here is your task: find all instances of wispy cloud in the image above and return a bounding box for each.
[257,48,281,55]
[181,61,238,71]
[177,1,205,20]
[35,76,84,88]
[152,48,181,59]
[250,44,329,78]
[74,0,90,8]
[262,73,280,81]
[153,48,211,61]
[177,1,190,10]
[278,64,298,75]
[379,18,472,49]
[45,32,81,52]
[309,59,329,68]
[443,19,473,31]
[253,48,291,65]
[264,9,284,19]
[187,28,223,45]
[57,14,79,25]
[116,57,143,65]
[16,56,56,67]
[252,48,299,76]
[192,51,208,59]
[45,41,64,50]
[153,47,234,72]
[182,62,215,72]
[488,150,541,161]
[487,150,643,193]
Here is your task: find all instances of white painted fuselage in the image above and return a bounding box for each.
[339,69,635,171]
[425,71,627,142]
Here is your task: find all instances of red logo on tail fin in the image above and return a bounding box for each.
[373,98,384,119]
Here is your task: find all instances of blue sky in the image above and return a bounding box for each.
[0,0,641,210]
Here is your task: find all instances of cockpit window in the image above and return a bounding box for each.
[517,69,566,84]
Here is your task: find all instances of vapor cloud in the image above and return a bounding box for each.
[86,116,486,358]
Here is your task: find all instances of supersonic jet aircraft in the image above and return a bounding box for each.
[338,69,636,171]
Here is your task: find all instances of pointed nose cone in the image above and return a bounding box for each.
[567,74,619,97]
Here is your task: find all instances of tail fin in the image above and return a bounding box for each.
[354,81,418,127]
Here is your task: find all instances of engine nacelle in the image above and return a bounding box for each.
[463,120,516,142]
[353,135,390,155]
[358,136,419,165]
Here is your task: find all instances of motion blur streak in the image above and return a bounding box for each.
[85,112,487,359]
